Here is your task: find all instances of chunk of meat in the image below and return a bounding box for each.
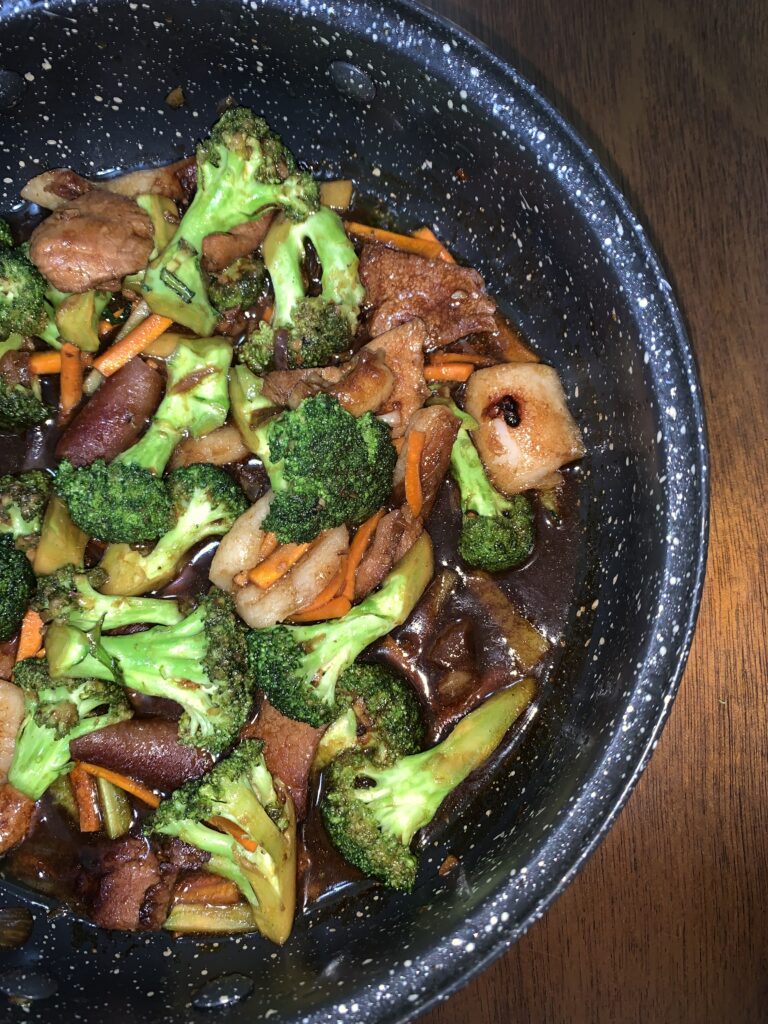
[0,783,35,855]
[464,364,585,494]
[263,365,344,409]
[20,158,194,210]
[359,244,496,348]
[0,640,17,682]
[354,507,424,601]
[201,211,275,273]
[0,350,32,388]
[264,349,394,418]
[243,699,322,820]
[69,719,213,791]
[234,526,349,628]
[55,357,163,466]
[364,320,429,437]
[209,492,277,593]
[469,314,539,364]
[169,423,250,470]
[0,680,25,784]
[393,405,460,516]
[29,191,154,293]
[81,836,176,931]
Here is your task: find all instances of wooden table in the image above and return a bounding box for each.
[419,1,768,1021]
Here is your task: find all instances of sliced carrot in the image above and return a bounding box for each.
[209,815,259,853]
[341,509,385,601]
[173,873,242,906]
[424,363,475,382]
[77,762,161,808]
[70,765,102,832]
[93,313,173,377]
[58,343,84,422]
[291,566,346,618]
[405,430,426,517]
[412,226,455,262]
[429,351,494,366]
[29,351,61,375]
[97,319,114,340]
[289,595,352,623]
[343,221,444,261]
[247,540,312,590]
[261,304,274,323]
[15,609,44,662]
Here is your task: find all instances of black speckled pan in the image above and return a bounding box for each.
[0,1,708,1020]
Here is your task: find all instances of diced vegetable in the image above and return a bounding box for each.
[95,775,133,839]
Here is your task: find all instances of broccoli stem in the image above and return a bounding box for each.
[450,420,515,520]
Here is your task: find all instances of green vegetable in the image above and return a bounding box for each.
[7,657,133,801]
[142,107,319,335]
[0,470,52,551]
[321,679,536,890]
[32,495,88,575]
[0,534,36,641]
[146,739,297,944]
[45,588,251,754]
[208,255,266,312]
[95,776,133,839]
[0,246,46,340]
[54,290,111,352]
[0,218,13,249]
[164,902,255,934]
[247,534,434,726]
[241,207,363,371]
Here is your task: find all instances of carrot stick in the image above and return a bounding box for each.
[93,314,173,377]
[405,431,426,517]
[342,510,385,601]
[424,363,475,382]
[292,565,347,618]
[261,304,274,323]
[58,343,84,422]
[412,226,455,262]
[429,351,494,366]
[173,873,242,906]
[77,762,161,808]
[208,815,259,853]
[289,595,352,623]
[15,609,44,661]
[247,541,312,589]
[29,351,61,375]
[343,221,445,261]
[98,319,114,340]
[70,765,102,832]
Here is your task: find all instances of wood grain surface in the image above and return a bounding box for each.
[418,1,768,1022]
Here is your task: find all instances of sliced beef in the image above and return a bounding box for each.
[263,348,394,418]
[202,211,275,273]
[392,405,460,516]
[364,320,429,437]
[243,699,323,820]
[359,243,496,348]
[80,836,176,931]
[29,191,154,293]
[70,719,213,791]
[353,506,423,601]
[55,357,163,466]
[0,783,35,855]
[0,350,32,388]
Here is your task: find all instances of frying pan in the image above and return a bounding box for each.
[0,1,708,1020]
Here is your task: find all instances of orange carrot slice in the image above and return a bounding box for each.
[77,762,161,808]
[342,510,385,601]
[429,351,494,366]
[93,314,173,377]
[173,874,242,906]
[208,815,259,853]
[247,541,312,590]
[423,363,475,382]
[15,609,44,662]
[343,221,444,260]
[292,564,347,618]
[289,595,352,623]
[412,226,455,262]
[58,343,84,421]
[405,431,426,517]
[70,765,102,832]
[28,351,61,375]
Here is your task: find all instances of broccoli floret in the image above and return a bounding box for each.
[247,533,434,726]
[142,108,320,335]
[0,344,51,431]
[45,588,251,754]
[0,534,36,641]
[446,400,534,572]
[98,463,248,596]
[208,255,266,312]
[0,470,51,551]
[321,679,536,890]
[0,219,13,248]
[243,207,363,371]
[34,564,183,631]
[146,739,296,943]
[0,247,46,340]
[7,657,133,801]
[54,337,233,544]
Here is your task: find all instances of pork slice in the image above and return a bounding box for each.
[82,836,175,931]
[392,405,460,516]
[0,783,35,855]
[364,320,429,437]
[202,211,275,273]
[353,507,424,601]
[0,680,25,784]
[359,243,496,348]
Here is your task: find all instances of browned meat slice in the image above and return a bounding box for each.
[29,191,154,293]
[0,784,35,855]
[359,243,496,348]
[354,507,424,601]
[469,314,539,364]
[69,719,213,791]
[55,357,163,466]
[263,349,394,418]
[81,836,176,931]
[392,405,460,516]
[364,320,429,437]
[263,365,344,409]
[0,350,32,388]
[202,211,275,273]
[168,423,250,470]
[244,699,323,820]
[0,641,17,684]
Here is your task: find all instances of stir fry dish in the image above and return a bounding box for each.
[0,108,585,942]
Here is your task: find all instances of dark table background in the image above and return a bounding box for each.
[417,1,768,1022]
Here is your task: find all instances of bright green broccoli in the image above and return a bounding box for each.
[321,679,537,890]
[142,108,320,335]
[145,739,297,944]
[0,246,47,340]
[98,463,248,596]
[247,534,434,727]
[208,255,266,312]
[54,337,233,544]
[0,534,36,641]
[7,657,133,801]
[0,470,51,550]
[445,400,534,573]
[313,662,424,772]
[241,207,363,371]
[0,219,13,248]
[44,588,251,754]
[33,564,183,631]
